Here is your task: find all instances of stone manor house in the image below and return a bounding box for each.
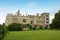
[5,10,50,29]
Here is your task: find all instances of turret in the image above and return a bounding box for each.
[16,10,21,16]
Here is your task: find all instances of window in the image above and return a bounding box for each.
[23,24,26,28]
[46,18,49,20]
[31,21,33,24]
[46,21,49,24]
[46,25,48,27]
[46,15,49,17]
[23,19,26,23]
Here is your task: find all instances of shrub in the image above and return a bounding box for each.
[7,23,23,31]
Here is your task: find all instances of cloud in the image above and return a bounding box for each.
[27,3,33,8]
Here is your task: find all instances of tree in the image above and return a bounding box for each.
[0,24,6,40]
[7,23,22,31]
[51,10,60,29]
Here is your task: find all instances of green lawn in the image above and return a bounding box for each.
[4,30,60,40]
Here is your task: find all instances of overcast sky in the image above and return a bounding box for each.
[0,0,60,24]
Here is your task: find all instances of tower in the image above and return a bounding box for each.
[41,13,50,29]
[16,10,21,16]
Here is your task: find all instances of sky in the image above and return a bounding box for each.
[0,0,60,24]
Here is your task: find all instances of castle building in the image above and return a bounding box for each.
[5,10,50,29]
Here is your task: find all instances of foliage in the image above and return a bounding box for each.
[0,24,7,40]
[7,23,23,31]
[33,26,36,30]
[51,10,60,29]
[40,26,43,29]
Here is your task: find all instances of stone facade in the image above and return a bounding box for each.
[5,10,50,29]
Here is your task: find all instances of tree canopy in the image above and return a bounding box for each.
[0,24,6,40]
[51,10,60,29]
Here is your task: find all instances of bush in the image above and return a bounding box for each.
[40,26,43,29]
[7,23,23,31]
[33,26,36,30]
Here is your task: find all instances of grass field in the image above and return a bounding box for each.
[4,30,60,40]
